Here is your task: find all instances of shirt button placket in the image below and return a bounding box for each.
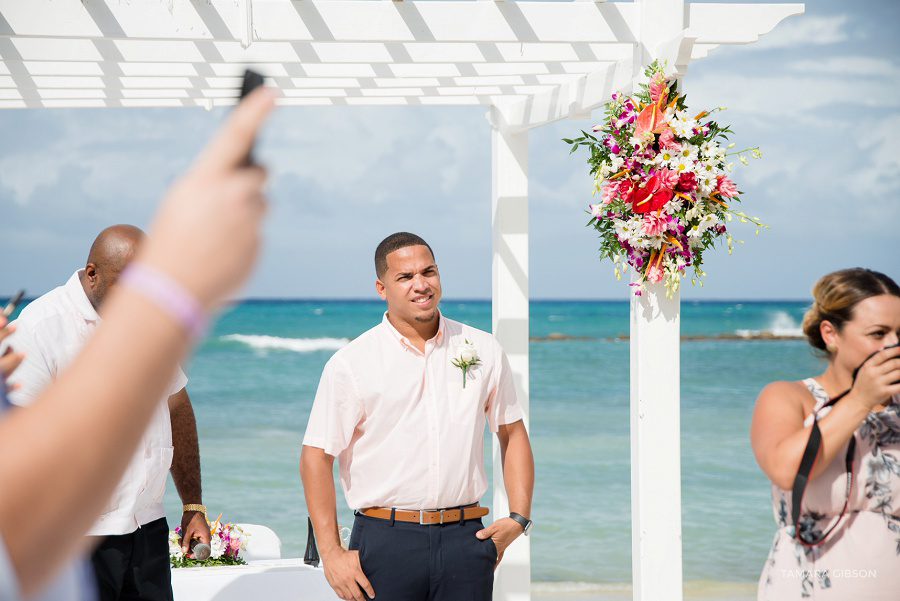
[424,352,440,508]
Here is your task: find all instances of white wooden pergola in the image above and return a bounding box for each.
[0,1,803,599]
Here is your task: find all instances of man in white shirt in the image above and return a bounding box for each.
[5,225,211,601]
[300,232,535,601]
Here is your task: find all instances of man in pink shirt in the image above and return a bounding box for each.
[300,232,535,601]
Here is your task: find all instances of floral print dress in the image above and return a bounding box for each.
[758,379,900,600]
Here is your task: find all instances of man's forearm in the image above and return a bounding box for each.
[500,421,535,518]
[299,446,343,559]
[169,389,202,504]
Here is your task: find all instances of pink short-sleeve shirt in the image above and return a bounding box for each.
[303,312,523,511]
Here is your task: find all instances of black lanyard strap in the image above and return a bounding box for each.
[790,387,857,547]
[791,345,899,545]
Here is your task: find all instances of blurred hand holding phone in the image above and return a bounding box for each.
[2,290,24,318]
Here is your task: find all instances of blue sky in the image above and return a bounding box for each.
[1,0,898,300]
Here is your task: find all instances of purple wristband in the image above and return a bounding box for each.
[119,263,208,341]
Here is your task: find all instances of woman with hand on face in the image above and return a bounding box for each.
[752,268,900,600]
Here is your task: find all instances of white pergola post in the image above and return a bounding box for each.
[630,283,682,600]
[490,106,530,601]
[630,1,685,599]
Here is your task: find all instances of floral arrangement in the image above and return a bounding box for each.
[564,61,765,297]
[169,516,249,568]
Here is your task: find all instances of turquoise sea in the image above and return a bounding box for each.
[3,297,818,588]
[139,299,822,588]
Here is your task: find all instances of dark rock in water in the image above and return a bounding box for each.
[529,331,803,342]
[605,331,803,342]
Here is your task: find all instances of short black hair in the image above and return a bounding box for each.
[374,232,435,279]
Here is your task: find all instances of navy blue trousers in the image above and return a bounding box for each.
[349,513,497,601]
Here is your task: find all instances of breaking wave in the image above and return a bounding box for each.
[220,334,349,353]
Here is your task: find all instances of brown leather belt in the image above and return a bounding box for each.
[360,504,489,525]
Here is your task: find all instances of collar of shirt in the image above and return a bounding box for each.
[379,310,446,356]
[64,269,100,323]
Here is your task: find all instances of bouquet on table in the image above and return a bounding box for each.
[564,61,765,297]
[169,515,249,568]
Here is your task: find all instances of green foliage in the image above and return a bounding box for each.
[171,554,248,569]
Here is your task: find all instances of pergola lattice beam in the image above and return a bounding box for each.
[1,1,638,44]
[1,2,801,45]
[0,1,803,112]
[493,56,632,131]
[0,42,635,65]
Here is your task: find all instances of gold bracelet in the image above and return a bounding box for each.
[183,504,207,515]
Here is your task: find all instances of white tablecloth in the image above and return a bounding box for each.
[172,559,339,601]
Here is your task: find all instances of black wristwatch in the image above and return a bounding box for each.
[508,512,532,536]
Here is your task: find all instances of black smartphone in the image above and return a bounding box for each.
[240,69,264,101]
[852,341,900,385]
[889,342,900,386]
[2,290,24,318]
[238,69,265,165]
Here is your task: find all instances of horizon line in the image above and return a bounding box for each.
[3,295,812,304]
[232,296,811,303]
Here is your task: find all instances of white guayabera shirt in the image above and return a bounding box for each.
[3,270,187,536]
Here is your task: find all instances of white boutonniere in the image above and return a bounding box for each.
[451,339,481,389]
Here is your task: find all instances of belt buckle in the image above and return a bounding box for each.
[419,509,444,525]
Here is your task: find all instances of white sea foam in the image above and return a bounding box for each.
[532,581,630,593]
[735,310,803,338]
[221,334,349,352]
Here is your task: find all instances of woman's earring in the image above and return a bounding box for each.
[826,343,837,354]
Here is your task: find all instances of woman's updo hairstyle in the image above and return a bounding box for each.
[801,268,900,354]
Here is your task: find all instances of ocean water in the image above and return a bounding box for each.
[142,299,820,586]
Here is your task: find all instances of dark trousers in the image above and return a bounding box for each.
[349,512,497,601]
[88,517,174,601]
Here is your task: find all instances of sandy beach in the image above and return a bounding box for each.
[532,581,756,601]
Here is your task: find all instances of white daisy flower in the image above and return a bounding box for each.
[672,157,691,173]
[698,160,718,177]
[613,219,631,239]
[672,110,697,137]
[700,141,720,158]
[656,148,678,166]
[663,197,684,214]
[686,225,704,247]
[676,144,699,162]
[631,236,651,250]
[699,176,717,194]
[697,213,719,232]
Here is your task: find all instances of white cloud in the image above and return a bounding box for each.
[0,109,203,207]
[787,56,899,77]
[685,71,900,120]
[0,153,61,205]
[257,106,488,209]
[856,113,900,209]
[752,15,849,50]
